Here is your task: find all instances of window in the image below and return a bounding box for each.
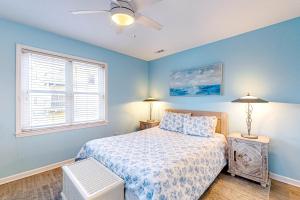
[16,45,107,136]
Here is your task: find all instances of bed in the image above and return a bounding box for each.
[76,110,228,200]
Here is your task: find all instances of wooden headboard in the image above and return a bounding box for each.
[165,109,228,136]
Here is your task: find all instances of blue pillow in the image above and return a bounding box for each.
[183,116,217,137]
[159,112,191,132]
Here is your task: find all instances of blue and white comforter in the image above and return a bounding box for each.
[76,127,227,200]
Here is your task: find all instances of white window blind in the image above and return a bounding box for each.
[17,46,107,135]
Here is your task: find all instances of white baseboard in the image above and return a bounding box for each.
[270,172,300,187]
[0,158,74,186]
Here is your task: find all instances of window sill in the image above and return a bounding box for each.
[16,121,109,138]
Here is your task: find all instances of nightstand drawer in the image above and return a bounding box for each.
[232,140,263,178]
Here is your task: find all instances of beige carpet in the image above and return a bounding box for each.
[0,168,274,200]
[0,168,62,200]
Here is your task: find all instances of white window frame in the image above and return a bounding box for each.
[16,44,108,137]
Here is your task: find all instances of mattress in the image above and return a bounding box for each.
[76,127,227,200]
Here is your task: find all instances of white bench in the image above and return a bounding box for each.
[61,158,124,200]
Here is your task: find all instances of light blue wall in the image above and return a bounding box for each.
[0,18,149,178]
[149,17,300,180]
[1,16,300,181]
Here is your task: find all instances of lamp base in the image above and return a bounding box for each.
[241,134,258,139]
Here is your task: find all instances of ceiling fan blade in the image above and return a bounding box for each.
[71,10,109,15]
[135,14,163,30]
[135,0,162,11]
[110,0,121,6]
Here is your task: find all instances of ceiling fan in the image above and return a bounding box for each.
[71,0,163,32]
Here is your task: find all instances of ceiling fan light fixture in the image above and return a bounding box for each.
[112,13,134,26]
[111,7,135,26]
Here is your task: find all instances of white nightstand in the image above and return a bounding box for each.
[227,133,270,187]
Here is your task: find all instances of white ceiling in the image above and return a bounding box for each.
[0,0,299,61]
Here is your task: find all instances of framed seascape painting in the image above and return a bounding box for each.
[169,63,223,96]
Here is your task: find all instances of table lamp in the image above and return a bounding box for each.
[143,97,159,122]
[232,93,268,139]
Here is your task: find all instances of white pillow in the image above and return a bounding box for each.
[159,112,191,132]
[183,116,218,137]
